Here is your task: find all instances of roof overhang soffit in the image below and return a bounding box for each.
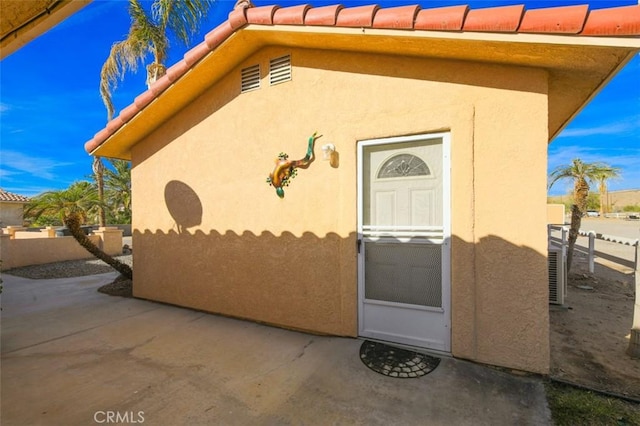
[90,24,640,160]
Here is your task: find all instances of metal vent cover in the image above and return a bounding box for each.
[269,55,291,85]
[548,247,566,305]
[241,64,260,93]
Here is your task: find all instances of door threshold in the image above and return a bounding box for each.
[357,337,452,359]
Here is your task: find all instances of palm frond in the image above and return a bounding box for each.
[100,37,147,121]
[155,0,215,46]
[99,0,214,120]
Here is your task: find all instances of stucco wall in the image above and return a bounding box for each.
[547,204,566,224]
[1,228,123,269]
[130,47,549,373]
[0,202,24,226]
[1,234,100,269]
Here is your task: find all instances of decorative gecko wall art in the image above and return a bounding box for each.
[266,132,322,198]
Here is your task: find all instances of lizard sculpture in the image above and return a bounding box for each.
[266,132,321,198]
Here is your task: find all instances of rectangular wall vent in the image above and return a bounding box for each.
[269,55,291,86]
[548,247,566,305]
[241,64,260,93]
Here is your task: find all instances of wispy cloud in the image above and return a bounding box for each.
[557,120,640,138]
[0,151,74,181]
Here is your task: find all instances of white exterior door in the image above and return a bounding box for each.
[357,133,451,352]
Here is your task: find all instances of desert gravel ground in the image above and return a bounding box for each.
[4,255,132,279]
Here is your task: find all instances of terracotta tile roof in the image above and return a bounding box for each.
[85,2,640,155]
[0,189,30,202]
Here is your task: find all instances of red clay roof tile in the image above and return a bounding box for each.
[165,60,190,83]
[133,90,156,110]
[106,116,125,133]
[205,21,236,49]
[463,4,525,32]
[414,5,469,31]
[520,5,589,34]
[336,4,380,28]
[273,4,311,25]
[183,41,212,67]
[0,189,30,203]
[305,4,343,26]
[85,2,640,156]
[118,104,140,123]
[149,76,172,96]
[247,5,280,24]
[372,4,420,30]
[228,5,249,29]
[582,5,640,36]
[93,127,115,145]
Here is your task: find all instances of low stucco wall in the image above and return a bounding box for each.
[0,228,123,269]
[130,46,550,373]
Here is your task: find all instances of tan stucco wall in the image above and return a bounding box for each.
[547,204,566,225]
[0,228,123,269]
[1,234,99,269]
[0,202,24,226]
[130,47,550,373]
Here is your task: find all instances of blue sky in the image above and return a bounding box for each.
[0,0,638,197]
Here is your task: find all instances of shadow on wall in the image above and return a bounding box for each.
[145,176,552,372]
[164,180,203,233]
[131,230,551,372]
[132,227,356,336]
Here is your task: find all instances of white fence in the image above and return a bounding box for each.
[548,224,639,273]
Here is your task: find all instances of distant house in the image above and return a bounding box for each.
[0,189,30,227]
[85,2,640,374]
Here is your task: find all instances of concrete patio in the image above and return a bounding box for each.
[1,272,551,425]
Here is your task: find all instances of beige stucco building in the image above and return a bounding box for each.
[0,189,29,227]
[86,3,640,374]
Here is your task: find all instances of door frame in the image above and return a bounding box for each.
[356,132,452,352]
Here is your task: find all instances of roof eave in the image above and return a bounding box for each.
[88,23,640,160]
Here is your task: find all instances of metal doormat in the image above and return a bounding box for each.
[359,340,440,378]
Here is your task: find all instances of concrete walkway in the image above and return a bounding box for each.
[1,273,551,425]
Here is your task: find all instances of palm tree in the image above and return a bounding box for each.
[104,159,132,223]
[100,0,215,120]
[25,182,133,279]
[92,156,106,226]
[595,168,621,216]
[549,159,619,272]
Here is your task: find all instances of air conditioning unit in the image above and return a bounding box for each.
[548,246,566,305]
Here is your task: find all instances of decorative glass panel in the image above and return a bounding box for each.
[377,154,430,178]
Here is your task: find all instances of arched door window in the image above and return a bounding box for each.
[377,154,430,179]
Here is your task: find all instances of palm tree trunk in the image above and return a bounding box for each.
[574,178,589,213]
[64,213,132,279]
[566,204,581,273]
[146,63,167,88]
[598,180,607,216]
[93,157,106,227]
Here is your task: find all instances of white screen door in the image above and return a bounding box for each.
[357,133,451,352]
